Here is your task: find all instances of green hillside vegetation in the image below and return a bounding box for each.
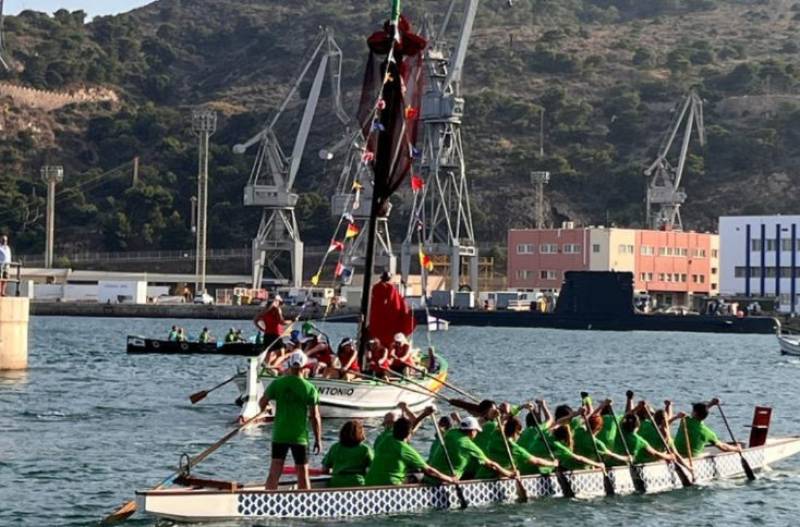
[0,0,799,259]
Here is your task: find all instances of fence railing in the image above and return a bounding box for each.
[1,261,22,297]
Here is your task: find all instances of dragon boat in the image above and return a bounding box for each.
[136,426,800,522]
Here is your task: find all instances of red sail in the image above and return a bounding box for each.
[369,280,416,348]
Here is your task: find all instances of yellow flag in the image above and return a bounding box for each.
[310,274,320,286]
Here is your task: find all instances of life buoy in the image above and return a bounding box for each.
[180,342,189,351]
[152,340,161,349]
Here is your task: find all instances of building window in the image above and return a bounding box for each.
[592,244,601,253]
[540,244,559,254]
[647,272,653,281]
[734,267,746,278]
[540,270,558,280]
[699,275,705,284]
[516,243,534,254]
[640,245,654,256]
[766,239,777,252]
[711,249,718,258]
[679,248,688,256]
[751,239,762,251]
[658,273,666,281]
[711,283,718,289]
[563,244,582,254]
[515,270,532,280]
[673,273,680,282]
[691,248,706,258]
[711,267,718,275]
[658,247,667,256]
[692,274,698,283]
[640,273,646,281]
[680,273,687,282]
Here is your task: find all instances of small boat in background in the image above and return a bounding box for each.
[427,316,449,332]
[777,333,800,356]
[126,336,263,356]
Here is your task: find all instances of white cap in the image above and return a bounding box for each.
[287,350,307,368]
[274,294,283,302]
[393,333,408,344]
[459,417,482,432]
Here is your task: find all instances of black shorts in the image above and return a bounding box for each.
[264,333,282,351]
[272,442,308,465]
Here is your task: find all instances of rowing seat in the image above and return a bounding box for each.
[175,475,240,492]
[748,406,772,447]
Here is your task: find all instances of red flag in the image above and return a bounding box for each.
[361,150,375,164]
[335,262,344,277]
[405,105,419,120]
[410,175,424,191]
[369,280,416,348]
[328,241,344,252]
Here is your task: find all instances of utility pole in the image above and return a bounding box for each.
[132,156,139,187]
[41,165,64,268]
[531,171,550,229]
[191,109,217,296]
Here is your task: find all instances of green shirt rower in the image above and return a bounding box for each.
[322,442,373,488]
[426,419,513,482]
[364,418,456,486]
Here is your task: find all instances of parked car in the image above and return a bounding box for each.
[193,292,214,305]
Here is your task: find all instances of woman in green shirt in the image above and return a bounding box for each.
[475,417,558,478]
[322,420,374,488]
[551,424,606,471]
[615,414,675,464]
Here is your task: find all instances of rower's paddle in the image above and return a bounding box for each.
[100,411,265,525]
[641,405,693,488]
[495,416,528,503]
[608,405,647,494]
[429,411,468,509]
[189,323,296,404]
[530,409,575,499]
[716,404,756,481]
[408,363,480,402]
[581,413,615,496]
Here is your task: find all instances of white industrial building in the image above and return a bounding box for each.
[719,215,800,313]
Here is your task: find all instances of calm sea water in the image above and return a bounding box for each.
[2,316,800,526]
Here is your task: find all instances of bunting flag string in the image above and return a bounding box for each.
[418,249,434,272]
[328,240,344,253]
[410,174,424,192]
[345,223,360,239]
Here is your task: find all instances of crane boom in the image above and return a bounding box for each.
[443,0,478,92]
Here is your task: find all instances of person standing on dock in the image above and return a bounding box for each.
[255,295,293,351]
[0,235,11,297]
[259,350,322,490]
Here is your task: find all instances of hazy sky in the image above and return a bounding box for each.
[6,0,151,18]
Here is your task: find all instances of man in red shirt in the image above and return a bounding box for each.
[254,295,293,351]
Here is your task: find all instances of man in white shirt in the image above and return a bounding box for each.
[0,235,11,296]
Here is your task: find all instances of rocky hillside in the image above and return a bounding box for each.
[0,0,799,260]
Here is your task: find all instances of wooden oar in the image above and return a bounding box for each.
[716,404,756,481]
[100,411,265,525]
[582,413,615,496]
[495,415,528,503]
[429,411,468,509]
[529,410,575,499]
[350,370,450,401]
[608,405,647,493]
[681,416,695,472]
[407,363,480,402]
[189,323,296,404]
[641,405,693,488]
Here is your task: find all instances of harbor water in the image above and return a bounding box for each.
[2,316,800,526]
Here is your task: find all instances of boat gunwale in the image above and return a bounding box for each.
[136,436,800,498]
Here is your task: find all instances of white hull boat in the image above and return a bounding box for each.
[137,436,800,522]
[778,334,800,356]
[235,355,449,420]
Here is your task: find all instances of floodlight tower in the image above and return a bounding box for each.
[400,0,480,295]
[234,28,349,289]
[192,109,217,295]
[531,171,550,229]
[40,165,64,268]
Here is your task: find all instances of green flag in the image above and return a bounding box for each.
[391,0,401,21]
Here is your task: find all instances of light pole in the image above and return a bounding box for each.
[191,109,217,296]
[530,171,550,229]
[41,165,64,268]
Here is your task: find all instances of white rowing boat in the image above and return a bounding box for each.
[136,436,800,522]
[235,355,449,420]
[777,333,800,356]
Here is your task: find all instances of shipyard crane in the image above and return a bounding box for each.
[0,0,10,70]
[400,0,481,296]
[234,28,349,289]
[644,90,704,230]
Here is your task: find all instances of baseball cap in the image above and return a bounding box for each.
[274,294,283,302]
[287,350,307,368]
[460,416,482,432]
[393,333,408,344]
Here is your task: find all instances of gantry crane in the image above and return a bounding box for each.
[400,0,480,295]
[644,90,704,230]
[234,28,349,288]
[0,0,10,70]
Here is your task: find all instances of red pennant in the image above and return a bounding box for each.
[335,262,344,277]
[411,175,424,191]
[328,241,344,252]
[405,106,419,120]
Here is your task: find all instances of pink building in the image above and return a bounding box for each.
[508,225,720,307]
